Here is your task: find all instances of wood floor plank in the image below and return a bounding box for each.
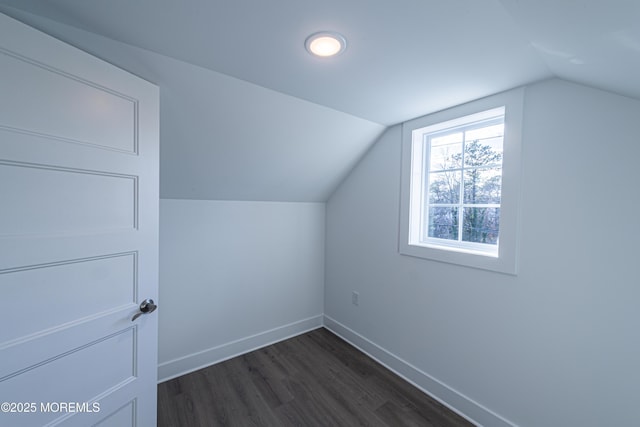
[158,328,474,427]
[243,350,295,409]
[375,400,437,427]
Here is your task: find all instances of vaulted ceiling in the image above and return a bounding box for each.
[0,0,638,201]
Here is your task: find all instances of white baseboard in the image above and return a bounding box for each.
[157,314,324,383]
[323,315,516,427]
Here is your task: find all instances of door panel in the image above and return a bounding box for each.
[0,41,136,152]
[2,329,136,426]
[0,12,159,427]
[0,161,137,235]
[0,253,136,344]
[92,401,136,427]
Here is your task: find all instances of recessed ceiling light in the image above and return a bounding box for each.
[305,31,347,57]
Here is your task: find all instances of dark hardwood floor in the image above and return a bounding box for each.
[158,328,474,427]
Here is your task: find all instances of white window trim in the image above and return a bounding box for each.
[399,88,524,274]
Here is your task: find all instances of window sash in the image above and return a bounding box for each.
[418,115,504,254]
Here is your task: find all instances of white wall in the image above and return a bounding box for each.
[158,199,325,381]
[325,79,640,427]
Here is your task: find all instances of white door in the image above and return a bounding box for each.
[0,13,159,427]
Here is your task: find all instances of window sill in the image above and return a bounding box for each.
[399,241,516,275]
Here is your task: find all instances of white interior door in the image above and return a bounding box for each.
[0,12,159,427]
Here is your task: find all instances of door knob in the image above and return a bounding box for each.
[131,298,157,321]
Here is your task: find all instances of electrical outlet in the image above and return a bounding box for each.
[352,291,359,306]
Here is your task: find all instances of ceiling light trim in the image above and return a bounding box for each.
[305,31,347,57]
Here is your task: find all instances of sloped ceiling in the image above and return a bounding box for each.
[499,0,640,102]
[0,0,638,201]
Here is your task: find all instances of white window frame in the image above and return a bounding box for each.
[399,88,524,274]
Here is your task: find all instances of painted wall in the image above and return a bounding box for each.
[325,79,640,427]
[158,199,325,381]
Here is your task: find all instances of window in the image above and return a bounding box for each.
[399,89,523,274]
[411,107,504,256]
